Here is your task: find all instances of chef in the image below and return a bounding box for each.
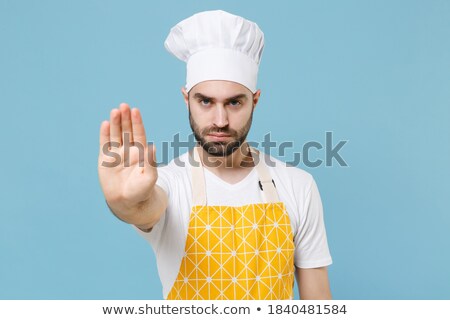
[98,10,332,300]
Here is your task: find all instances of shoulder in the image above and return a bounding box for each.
[155,151,192,196]
[263,152,315,192]
[261,151,319,214]
[157,151,191,176]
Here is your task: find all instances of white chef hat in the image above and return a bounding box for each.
[164,10,264,93]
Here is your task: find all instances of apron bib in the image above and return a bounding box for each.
[167,146,295,299]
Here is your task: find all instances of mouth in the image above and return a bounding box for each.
[207,133,232,141]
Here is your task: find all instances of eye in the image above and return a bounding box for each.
[228,100,241,107]
[200,98,211,106]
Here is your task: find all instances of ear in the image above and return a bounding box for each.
[252,89,261,109]
[181,87,189,109]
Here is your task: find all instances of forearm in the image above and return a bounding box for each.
[105,185,167,230]
[296,267,332,300]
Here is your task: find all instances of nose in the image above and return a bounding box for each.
[212,104,229,128]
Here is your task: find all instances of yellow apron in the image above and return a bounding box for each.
[167,146,295,299]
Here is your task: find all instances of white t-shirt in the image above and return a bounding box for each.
[133,150,332,299]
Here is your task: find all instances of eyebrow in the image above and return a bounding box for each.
[192,93,249,102]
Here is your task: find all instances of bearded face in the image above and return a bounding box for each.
[183,80,259,157]
[189,108,253,157]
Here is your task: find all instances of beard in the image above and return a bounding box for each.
[189,107,253,157]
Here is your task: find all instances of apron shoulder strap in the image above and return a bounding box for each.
[190,147,207,206]
[249,147,280,203]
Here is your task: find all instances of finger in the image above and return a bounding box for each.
[110,108,122,146]
[131,108,147,148]
[99,120,110,150]
[120,103,133,145]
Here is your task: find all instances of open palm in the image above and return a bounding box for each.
[98,103,157,214]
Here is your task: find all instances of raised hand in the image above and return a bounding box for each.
[98,103,159,225]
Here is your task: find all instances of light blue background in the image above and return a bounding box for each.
[1,0,449,299]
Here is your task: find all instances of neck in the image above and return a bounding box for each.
[196,141,254,172]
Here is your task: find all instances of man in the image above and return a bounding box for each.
[98,10,332,300]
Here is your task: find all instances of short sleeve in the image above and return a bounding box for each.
[293,178,333,268]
